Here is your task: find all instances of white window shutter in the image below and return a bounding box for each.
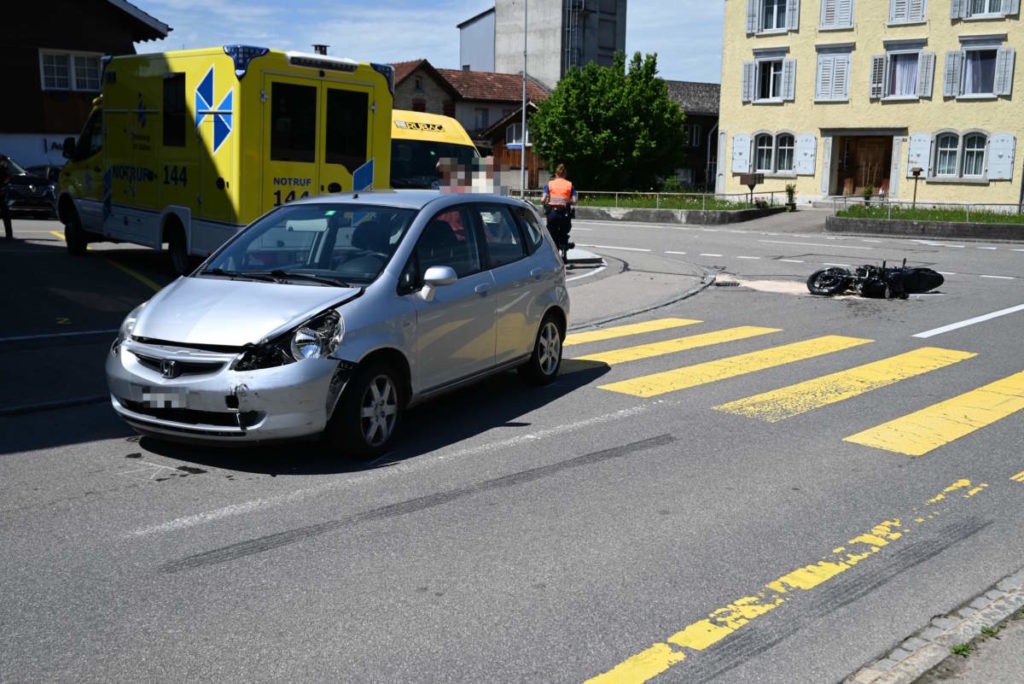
[783,59,797,101]
[917,52,935,98]
[821,0,837,27]
[795,134,817,175]
[786,0,800,30]
[837,0,853,25]
[742,61,756,102]
[995,47,1016,96]
[746,0,761,33]
[1007,0,1021,16]
[908,0,925,22]
[906,133,931,176]
[870,55,886,99]
[950,0,965,18]
[988,133,1016,180]
[890,0,908,22]
[732,134,752,173]
[834,54,850,99]
[943,51,963,98]
[816,55,834,100]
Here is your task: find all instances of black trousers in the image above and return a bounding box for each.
[546,208,571,247]
[0,191,11,239]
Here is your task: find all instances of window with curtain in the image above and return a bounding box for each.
[762,0,788,29]
[755,134,774,172]
[969,0,1002,14]
[963,49,997,95]
[935,134,960,176]
[961,134,987,177]
[888,53,919,97]
[776,134,795,172]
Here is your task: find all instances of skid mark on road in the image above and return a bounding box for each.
[160,434,675,573]
[585,479,990,683]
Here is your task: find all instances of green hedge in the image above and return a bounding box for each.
[837,205,1024,225]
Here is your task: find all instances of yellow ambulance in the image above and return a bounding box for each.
[390,110,478,189]
[57,45,393,273]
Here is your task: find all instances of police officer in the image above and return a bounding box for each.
[541,163,577,257]
[0,155,13,239]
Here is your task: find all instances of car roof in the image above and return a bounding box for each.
[289,190,524,211]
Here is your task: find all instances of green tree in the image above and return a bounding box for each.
[530,52,687,191]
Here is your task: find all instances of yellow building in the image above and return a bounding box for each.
[716,0,1022,207]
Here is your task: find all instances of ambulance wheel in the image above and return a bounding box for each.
[166,223,190,275]
[64,210,88,256]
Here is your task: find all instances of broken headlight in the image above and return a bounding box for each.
[234,310,344,371]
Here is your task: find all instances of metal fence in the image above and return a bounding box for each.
[510,189,785,211]
[830,197,1024,221]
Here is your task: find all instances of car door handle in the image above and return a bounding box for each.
[529,267,544,279]
[474,283,491,295]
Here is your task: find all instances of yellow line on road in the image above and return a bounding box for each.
[1011,470,1024,483]
[564,318,702,347]
[572,326,780,366]
[844,370,1024,457]
[584,479,987,683]
[50,229,162,292]
[49,230,66,240]
[598,335,873,398]
[715,347,976,423]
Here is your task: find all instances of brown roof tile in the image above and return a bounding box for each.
[437,68,549,103]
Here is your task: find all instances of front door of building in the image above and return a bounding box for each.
[834,136,893,196]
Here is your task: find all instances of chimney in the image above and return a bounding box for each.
[313,44,329,55]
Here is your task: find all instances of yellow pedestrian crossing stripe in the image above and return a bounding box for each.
[564,318,702,347]
[598,335,873,398]
[715,347,976,423]
[572,326,780,366]
[844,370,1024,457]
[1012,470,1024,484]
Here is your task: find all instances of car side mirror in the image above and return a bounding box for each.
[62,137,76,159]
[419,265,457,302]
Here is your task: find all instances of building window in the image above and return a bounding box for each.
[412,99,426,112]
[776,133,795,172]
[962,133,987,176]
[945,44,1014,98]
[689,124,702,148]
[759,60,784,100]
[815,51,852,101]
[762,0,788,30]
[820,0,855,29]
[506,122,529,146]
[969,0,1003,15]
[743,56,795,103]
[963,49,998,94]
[872,48,935,99]
[474,108,489,130]
[935,133,961,176]
[39,50,101,92]
[443,100,455,117]
[889,0,927,24]
[755,134,774,172]
[889,53,919,96]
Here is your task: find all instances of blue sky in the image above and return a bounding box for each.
[132,0,725,84]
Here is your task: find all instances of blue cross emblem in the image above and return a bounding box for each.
[195,67,233,153]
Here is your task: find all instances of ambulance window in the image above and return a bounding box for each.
[75,111,103,161]
[163,73,186,147]
[271,83,316,163]
[325,89,368,173]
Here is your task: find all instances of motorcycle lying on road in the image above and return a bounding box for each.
[806,259,944,299]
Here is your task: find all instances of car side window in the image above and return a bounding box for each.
[414,206,481,279]
[76,111,103,161]
[515,205,545,254]
[477,205,526,268]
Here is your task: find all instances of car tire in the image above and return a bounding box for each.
[519,313,563,385]
[326,361,403,461]
[64,210,88,256]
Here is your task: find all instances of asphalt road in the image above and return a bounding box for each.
[2,213,1023,682]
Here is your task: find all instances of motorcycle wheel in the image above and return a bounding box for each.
[807,268,851,296]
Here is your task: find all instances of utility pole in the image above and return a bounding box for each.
[520,0,528,196]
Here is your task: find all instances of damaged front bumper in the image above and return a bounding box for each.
[106,338,351,443]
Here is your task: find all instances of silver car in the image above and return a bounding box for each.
[106,191,569,458]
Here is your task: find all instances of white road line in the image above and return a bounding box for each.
[735,256,760,260]
[126,403,655,537]
[664,250,688,255]
[980,275,1015,280]
[861,239,883,243]
[576,243,652,253]
[0,329,118,343]
[913,240,965,248]
[779,259,805,263]
[1013,248,1024,252]
[977,246,998,251]
[565,265,607,282]
[759,239,873,250]
[913,303,1024,339]
[823,262,851,268]
[700,253,723,257]
[937,271,957,276]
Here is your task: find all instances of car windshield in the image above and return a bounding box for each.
[201,203,417,286]
[390,140,479,189]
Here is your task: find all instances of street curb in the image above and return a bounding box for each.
[569,270,717,332]
[825,215,1024,241]
[575,206,787,225]
[845,566,1024,684]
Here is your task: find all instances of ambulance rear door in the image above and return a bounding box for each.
[319,81,374,194]
[260,74,319,214]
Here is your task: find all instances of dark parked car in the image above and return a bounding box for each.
[27,164,63,185]
[2,155,57,217]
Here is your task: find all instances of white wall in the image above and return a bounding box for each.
[1,133,76,167]
[459,11,495,71]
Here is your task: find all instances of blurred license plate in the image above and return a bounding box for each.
[140,387,188,408]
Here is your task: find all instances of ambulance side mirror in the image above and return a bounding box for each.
[62,137,76,160]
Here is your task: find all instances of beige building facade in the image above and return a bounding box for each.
[716,0,1022,207]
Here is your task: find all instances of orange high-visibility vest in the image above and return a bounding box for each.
[547,178,576,206]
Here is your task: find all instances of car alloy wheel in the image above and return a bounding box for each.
[537,321,561,376]
[359,374,398,447]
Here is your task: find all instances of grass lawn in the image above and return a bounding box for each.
[837,205,1024,225]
